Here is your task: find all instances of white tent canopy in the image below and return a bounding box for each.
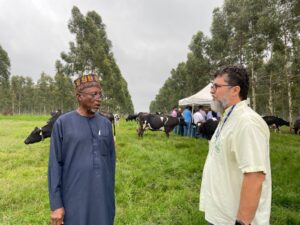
[178,83,212,106]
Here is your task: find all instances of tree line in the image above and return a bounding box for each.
[0,6,134,115]
[150,0,300,123]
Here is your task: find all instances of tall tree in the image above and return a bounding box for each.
[150,0,300,122]
[207,7,234,68]
[23,77,35,113]
[10,75,26,114]
[276,0,300,127]
[35,73,55,114]
[54,60,77,112]
[59,6,134,113]
[0,45,11,113]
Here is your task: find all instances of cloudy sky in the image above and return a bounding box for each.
[0,0,223,112]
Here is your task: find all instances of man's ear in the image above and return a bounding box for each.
[76,93,82,101]
[232,86,240,97]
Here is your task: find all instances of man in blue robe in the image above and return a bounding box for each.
[48,74,115,225]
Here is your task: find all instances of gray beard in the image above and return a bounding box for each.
[90,108,98,113]
[210,100,225,114]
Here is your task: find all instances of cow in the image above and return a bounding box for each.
[126,114,139,122]
[196,119,219,140]
[137,112,181,137]
[24,110,115,144]
[114,113,120,122]
[294,118,300,135]
[24,110,62,144]
[262,116,290,132]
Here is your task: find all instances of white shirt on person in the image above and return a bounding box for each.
[199,100,271,225]
[200,109,207,120]
[193,111,205,124]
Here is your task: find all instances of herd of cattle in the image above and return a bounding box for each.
[24,110,300,144]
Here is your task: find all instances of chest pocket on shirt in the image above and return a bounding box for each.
[97,128,110,156]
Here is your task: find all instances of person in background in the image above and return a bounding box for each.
[177,107,184,136]
[193,106,206,137]
[199,105,207,122]
[199,66,271,225]
[48,74,116,225]
[171,106,178,133]
[183,105,192,136]
[193,106,206,125]
[206,107,218,120]
[171,106,177,117]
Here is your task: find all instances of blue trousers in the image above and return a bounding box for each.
[184,122,191,136]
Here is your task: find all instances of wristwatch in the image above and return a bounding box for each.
[235,219,250,225]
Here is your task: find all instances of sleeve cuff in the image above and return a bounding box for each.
[241,166,267,174]
[50,194,63,211]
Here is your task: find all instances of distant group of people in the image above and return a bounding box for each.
[171,105,219,137]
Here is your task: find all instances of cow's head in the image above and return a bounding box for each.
[24,127,42,144]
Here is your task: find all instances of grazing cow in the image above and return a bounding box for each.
[24,110,115,144]
[114,113,120,122]
[197,119,219,140]
[262,116,290,132]
[24,110,62,144]
[137,112,181,137]
[294,119,300,135]
[126,114,138,122]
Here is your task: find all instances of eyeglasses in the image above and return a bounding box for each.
[210,83,233,90]
[79,91,103,99]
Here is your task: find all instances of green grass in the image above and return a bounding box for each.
[0,115,299,224]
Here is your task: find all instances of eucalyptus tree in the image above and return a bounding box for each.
[58,6,134,113]
[35,73,55,114]
[149,32,212,112]
[54,60,77,112]
[223,0,249,65]
[0,45,11,113]
[207,7,234,68]
[222,0,270,110]
[274,0,300,125]
[186,32,212,95]
[22,77,35,113]
[10,75,26,114]
[54,72,76,112]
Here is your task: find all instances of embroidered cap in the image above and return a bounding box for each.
[74,74,100,91]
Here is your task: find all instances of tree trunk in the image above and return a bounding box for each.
[283,33,293,131]
[251,63,256,111]
[18,98,21,115]
[11,95,15,114]
[268,74,273,115]
[286,69,293,131]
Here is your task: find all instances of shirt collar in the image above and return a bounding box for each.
[222,100,248,117]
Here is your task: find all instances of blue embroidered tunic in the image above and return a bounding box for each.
[48,111,115,225]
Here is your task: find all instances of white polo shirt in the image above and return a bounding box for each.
[199,100,271,225]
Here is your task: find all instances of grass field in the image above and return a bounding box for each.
[0,115,299,225]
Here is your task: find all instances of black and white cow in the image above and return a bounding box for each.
[24,110,62,144]
[197,119,219,140]
[137,112,181,137]
[114,114,120,122]
[293,118,300,135]
[262,116,290,132]
[126,114,139,122]
[24,110,115,144]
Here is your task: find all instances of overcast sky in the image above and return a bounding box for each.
[0,0,223,112]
